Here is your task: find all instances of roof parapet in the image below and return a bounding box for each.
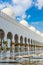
[0,10,17,24]
[0,10,43,38]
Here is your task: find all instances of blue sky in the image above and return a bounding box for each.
[0,0,43,32]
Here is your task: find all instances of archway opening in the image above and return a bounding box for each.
[0,29,5,49]
[7,32,13,48]
[14,34,18,43]
[20,36,23,43]
[24,37,27,44]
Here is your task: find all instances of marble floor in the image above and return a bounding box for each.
[0,51,43,65]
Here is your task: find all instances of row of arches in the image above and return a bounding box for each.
[0,29,30,44]
[0,29,43,55]
[0,29,42,45]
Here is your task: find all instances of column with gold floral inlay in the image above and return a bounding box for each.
[3,41,7,59]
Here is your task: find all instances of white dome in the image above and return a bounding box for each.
[20,20,29,27]
[36,30,41,35]
[1,8,14,16]
[29,26,36,32]
[41,33,43,37]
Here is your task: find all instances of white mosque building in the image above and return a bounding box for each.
[0,8,43,62]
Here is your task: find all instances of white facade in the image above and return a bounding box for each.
[0,8,43,63]
[0,10,43,45]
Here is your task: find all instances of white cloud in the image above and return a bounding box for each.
[0,2,12,10]
[0,0,5,9]
[20,0,32,10]
[31,22,40,25]
[31,21,43,26]
[22,13,27,19]
[12,5,24,16]
[12,0,32,10]
[35,0,43,10]
[12,0,20,5]
[0,3,5,10]
[17,17,21,21]
[11,0,33,16]
[28,15,31,19]
[0,0,33,19]
[0,3,6,10]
